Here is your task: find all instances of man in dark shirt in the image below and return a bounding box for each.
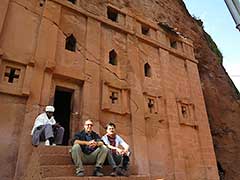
[71,119,108,177]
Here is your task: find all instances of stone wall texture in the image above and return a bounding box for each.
[0,0,238,180]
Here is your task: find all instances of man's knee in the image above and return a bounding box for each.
[58,127,65,133]
[45,124,52,128]
[99,145,109,153]
[71,144,81,153]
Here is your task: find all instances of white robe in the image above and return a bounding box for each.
[31,112,56,135]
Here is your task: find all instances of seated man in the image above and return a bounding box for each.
[102,122,130,176]
[70,119,108,177]
[31,105,64,146]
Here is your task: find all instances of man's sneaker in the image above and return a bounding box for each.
[117,168,129,176]
[45,140,50,146]
[52,143,56,146]
[76,171,84,177]
[93,168,104,177]
[110,170,117,176]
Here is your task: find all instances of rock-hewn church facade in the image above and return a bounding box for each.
[0,0,219,179]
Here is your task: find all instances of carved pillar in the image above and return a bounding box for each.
[82,17,101,131]
[0,0,10,37]
[14,1,61,179]
[186,60,219,179]
[127,34,150,175]
[159,48,188,180]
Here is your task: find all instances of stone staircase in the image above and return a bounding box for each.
[25,145,164,180]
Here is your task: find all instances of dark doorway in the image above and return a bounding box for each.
[53,88,72,145]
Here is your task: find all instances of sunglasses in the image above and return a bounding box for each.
[85,124,93,127]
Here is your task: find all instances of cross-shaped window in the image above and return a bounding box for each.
[181,105,188,118]
[148,98,154,113]
[4,67,20,83]
[109,92,118,104]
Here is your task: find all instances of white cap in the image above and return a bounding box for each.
[45,106,55,112]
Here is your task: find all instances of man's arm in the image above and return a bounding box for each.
[106,144,123,151]
[72,132,103,147]
[93,132,104,147]
[31,114,43,135]
[73,139,90,145]
[117,135,130,154]
[102,135,125,154]
[74,138,104,147]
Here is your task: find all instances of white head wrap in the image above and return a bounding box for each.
[45,106,55,112]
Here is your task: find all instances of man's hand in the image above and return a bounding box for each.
[36,125,43,130]
[53,123,61,128]
[116,148,129,155]
[116,148,124,155]
[87,140,97,148]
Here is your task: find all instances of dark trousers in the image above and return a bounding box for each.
[32,124,64,146]
[107,151,130,170]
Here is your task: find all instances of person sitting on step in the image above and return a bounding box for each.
[102,122,131,176]
[31,105,64,146]
[70,119,109,177]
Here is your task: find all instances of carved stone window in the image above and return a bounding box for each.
[101,81,129,115]
[147,98,155,114]
[144,63,151,77]
[65,34,76,52]
[177,98,197,127]
[4,66,20,84]
[39,0,45,7]
[143,93,165,122]
[109,91,119,104]
[181,105,189,119]
[145,96,157,115]
[0,61,26,96]
[107,7,118,22]
[141,24,150,36]
[109,49,117,65]
[68,0,76,4]
[170,39,177,49]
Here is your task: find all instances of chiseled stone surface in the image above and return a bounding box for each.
[0,0,232,180]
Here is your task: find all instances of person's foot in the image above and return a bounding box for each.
[76,171,84,177]
[93,168,104,177]
[117,168,129,176]
[45,140,50,146]
[110,170,117,176]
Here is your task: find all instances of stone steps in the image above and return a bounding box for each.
[43,175,154,180]
[38,145,136,177]
[40,165,115,177]
[32,145,164,180]
[39,154,72,165]
[37,145,71,155]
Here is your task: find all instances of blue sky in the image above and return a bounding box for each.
[183,0,240,90]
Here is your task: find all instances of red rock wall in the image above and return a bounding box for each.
[0,94,26,180]
[0,0,237,180]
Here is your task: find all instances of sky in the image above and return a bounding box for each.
[183,0,240,91]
